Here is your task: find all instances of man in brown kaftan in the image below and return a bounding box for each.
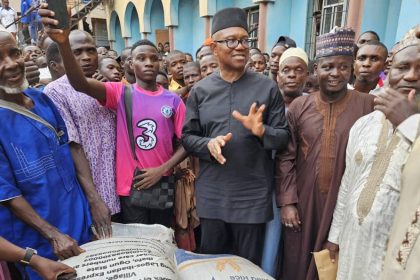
[276,28,375,280]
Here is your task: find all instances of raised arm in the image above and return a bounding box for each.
[39,4,107,102]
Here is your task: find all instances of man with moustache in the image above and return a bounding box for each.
[353,41,388,93]
[326,37,420,280]
[377,37,420,280]
[276,27,375,280]
[262,46,309,276]
[277,47,309,108]
[0,28,91,280]
[44,30,118,233]
[182,7,288,265]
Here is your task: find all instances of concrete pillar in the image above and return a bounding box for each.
[204,16,211,39]
[168,26,175,51]
[258,2,268,52]
[346,0,364,39]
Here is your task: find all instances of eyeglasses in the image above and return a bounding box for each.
[214,38,252,49]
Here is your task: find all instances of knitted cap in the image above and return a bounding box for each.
[316,27,355,59]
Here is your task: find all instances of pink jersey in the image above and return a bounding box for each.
[103,82,185,196]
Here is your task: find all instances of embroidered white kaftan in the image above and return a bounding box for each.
[328,110,412,280]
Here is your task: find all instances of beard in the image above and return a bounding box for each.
[415,91,420,109]
[0,77,29,95]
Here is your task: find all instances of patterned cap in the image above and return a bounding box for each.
[393,25,420,55]
[316,27,355,59]
[394,37,420,55]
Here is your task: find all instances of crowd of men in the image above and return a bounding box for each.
[0,2,419,280]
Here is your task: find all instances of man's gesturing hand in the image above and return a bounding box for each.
[232,102,266,138]
[374,88,419,127]
[207,133,233,164]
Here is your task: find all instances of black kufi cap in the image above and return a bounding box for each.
[274,36,297,49]
[211,8,248,35]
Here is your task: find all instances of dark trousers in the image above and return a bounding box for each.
[120,196,173,228]
[199,218,265,265]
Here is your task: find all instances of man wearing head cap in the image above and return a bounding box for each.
[276,27,374,280]
[260,47,309,276]
[377,36,420,280]
[0,28,92,279]
[277,47,309,108]
[269,36,296,81]
[182,7,289,265]
[326,36,420,280]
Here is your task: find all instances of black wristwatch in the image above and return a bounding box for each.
[20,247,37,265]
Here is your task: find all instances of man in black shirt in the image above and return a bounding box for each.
[182,7,288,265]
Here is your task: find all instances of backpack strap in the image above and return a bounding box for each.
[0,99,63,140]
[124,84,138,161]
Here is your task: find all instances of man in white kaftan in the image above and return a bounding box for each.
[326,37,420,280]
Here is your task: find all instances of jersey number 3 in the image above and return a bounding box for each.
[136,119,157,150]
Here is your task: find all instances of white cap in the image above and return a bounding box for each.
[279,47,309,67]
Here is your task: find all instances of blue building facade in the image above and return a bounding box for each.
[106,0,419,57]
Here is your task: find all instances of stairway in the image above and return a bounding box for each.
[70,0,102,29]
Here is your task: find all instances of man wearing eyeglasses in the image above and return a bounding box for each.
[182,7,289,265]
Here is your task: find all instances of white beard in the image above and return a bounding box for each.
[0,78,29,95]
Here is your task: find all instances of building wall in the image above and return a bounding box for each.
[395,0,420,41]
[106,0,419,55]
[360,0,419,48]
[173,0,203,54]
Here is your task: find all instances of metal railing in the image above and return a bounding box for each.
[70,0,102,29]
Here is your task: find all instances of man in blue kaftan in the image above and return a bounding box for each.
[0,28,91,280]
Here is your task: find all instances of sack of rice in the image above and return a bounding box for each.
[61,224,178,280]
[175,249,274,280]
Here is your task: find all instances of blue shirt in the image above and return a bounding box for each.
[0,88,92,279]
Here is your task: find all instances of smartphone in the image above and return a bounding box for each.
[47,0,69,29]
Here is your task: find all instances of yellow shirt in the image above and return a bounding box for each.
[169,79,183,91]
